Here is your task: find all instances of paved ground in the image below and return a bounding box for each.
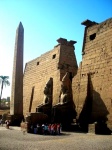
[0,125,112,150]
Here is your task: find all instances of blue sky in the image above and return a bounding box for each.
[0,0,112,98]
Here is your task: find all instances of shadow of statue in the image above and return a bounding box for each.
[92,90,111,134]
[78,73,110,134]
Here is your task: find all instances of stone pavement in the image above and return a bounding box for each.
[0,126,112,150]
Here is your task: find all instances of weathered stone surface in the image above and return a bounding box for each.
[72,18,112,127]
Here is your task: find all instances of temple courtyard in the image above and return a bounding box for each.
[0,126,112,150]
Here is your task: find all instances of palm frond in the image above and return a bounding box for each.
[6,80,10,86]
[0,76,10,86]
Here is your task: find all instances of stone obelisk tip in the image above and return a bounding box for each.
[18,22,24,30]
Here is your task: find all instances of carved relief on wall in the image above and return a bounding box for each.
[110,41,112,52]
[99,43,112,64]
[100,43,108,60]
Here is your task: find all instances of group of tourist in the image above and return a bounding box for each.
[31,123,62,135]
[0,119,4,126]
[0,119,10,129]
[5,120,10,129]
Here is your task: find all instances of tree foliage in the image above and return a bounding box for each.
[0,76,10,107]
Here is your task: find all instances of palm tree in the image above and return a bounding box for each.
[0,76,10,107]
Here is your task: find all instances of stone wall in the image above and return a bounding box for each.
[23,38,78,115]
[72,18,112,125]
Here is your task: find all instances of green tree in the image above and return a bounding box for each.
[0,76,10,107]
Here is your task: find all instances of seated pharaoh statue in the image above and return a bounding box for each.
[52,72,76,124]
[36,77,53,117]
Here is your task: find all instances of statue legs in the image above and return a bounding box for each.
[36,105,52,123]
[52,105,74,124]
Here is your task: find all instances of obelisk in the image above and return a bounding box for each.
[10,22,24,115]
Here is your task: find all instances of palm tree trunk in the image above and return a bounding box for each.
[0,81,3,107]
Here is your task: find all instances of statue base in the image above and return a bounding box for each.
[25,112,48,125]
[88,123,95,134]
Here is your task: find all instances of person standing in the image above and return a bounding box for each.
[1,119,4,126]
[57,124,60,135]
[6,120,9,129]
[48,124,51,134]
